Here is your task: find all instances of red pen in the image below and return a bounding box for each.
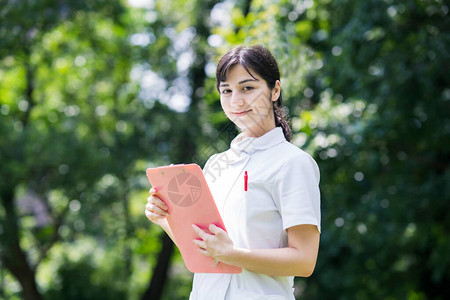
[244,171,248,191]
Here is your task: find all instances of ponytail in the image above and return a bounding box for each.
[273,93,291,142]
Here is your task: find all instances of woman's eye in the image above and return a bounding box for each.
[221,89,231,95]
[243,86,254,91]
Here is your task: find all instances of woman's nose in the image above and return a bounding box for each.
[230,91,245,107]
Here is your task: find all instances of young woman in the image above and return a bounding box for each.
[145,45,321,300]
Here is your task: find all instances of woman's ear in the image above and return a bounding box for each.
[272,80,281,102]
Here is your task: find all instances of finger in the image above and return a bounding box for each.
[147,196,168,211]
[209,224,227,239]
[192,224,208,240]
[147,194,160,204]
[144,208,151,217]
[197,248,210,256]
[145,202,164,216]
[149,187,158,195]
[153,197,168,211]
[145,205,161,217]
[209,224,223,235]
[150,204,168,216]
[145,209,161,220]
[147,195,156,204]
[192,239,206,250]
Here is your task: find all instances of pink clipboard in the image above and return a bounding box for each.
[146,163,242,274]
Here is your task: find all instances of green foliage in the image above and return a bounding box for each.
[0,0,167,299]
[298,1,450,299]
[45,255,127,300]
[1,0,448,299]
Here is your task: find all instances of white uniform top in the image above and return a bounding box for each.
[190,127,321,300]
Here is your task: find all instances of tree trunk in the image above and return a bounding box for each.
[141,1,226,298]
[1,188,43,300]
[140,234,174,300]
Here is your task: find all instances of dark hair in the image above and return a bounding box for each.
[216,45,291,142]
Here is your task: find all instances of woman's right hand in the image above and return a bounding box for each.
[145,188,169,225]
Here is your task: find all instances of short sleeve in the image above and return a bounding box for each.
[202,153,219,185]
[273,151,321,233]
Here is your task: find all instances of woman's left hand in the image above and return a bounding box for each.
[192,224,235,265]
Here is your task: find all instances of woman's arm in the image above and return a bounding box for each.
[192,224,320,277]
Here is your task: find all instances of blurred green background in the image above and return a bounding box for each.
[0,0,449,299]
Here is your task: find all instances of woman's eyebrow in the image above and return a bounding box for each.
[220,78,259,87]
[239,78,258,84]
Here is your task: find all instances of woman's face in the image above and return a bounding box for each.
[219,64,281,138]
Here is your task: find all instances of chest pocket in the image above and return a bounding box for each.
[244,179,282,246]
[219,160,285,249]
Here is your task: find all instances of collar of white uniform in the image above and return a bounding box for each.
[230,127,286,155]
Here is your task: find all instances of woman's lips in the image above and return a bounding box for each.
[232,109,252,116]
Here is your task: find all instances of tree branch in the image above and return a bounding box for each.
[21,50,35,128]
